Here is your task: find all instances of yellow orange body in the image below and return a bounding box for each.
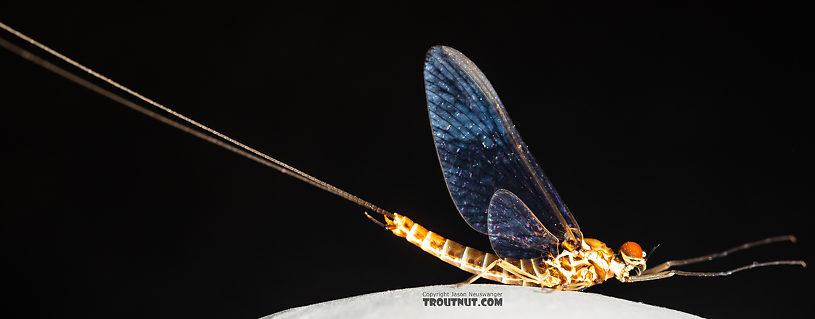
[385,213,629,290]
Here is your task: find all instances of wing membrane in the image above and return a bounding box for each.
[423,46,582,243]
[487,189,559,258]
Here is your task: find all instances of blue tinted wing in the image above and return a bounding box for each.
[424,46,582,243]
[487,189,559,259]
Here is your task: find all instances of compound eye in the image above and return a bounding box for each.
[620,241,643,258]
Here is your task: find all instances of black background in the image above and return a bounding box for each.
[1,2,811,318]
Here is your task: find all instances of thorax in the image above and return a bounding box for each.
[538,238,625,288]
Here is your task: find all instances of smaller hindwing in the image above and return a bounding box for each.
[487,189,560,259]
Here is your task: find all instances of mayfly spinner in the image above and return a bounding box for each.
[1,22,804,291]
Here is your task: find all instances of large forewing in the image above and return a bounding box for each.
[423,46,582,243]
[487,189,560,259]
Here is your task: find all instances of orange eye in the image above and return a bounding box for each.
[620,241,643,258]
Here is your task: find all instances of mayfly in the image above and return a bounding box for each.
[1,22,804,291]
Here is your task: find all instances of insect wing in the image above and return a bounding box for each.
[423,46,582,243]
[487,189,559,258]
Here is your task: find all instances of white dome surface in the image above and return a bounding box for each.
[264,284,701,319]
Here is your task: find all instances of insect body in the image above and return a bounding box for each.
[384,212,626,289]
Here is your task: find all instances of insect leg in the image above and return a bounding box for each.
[628,260,805,282]
[563,282,591,291]
[456,259,502,287]
[495,260,542,285]
[642,235,797,275]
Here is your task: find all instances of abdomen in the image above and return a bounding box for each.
[386,213,550,286]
